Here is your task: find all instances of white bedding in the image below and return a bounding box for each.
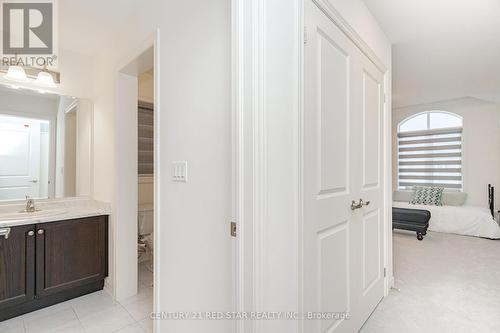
[393,201,500,239]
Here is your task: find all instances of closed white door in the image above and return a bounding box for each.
[303,1,385,332]
[0,115,42,200]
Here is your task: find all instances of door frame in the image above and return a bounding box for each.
[232,0,392,331]
[113,29,160,333]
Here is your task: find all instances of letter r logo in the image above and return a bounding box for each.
[2,2,53,54]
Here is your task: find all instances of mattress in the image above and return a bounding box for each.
[393,201,500,239]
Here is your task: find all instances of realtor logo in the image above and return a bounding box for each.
[2,1,53,55]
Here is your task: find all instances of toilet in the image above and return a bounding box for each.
[138,204,154,268]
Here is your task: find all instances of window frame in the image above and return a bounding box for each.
[397,111,464,192]
[398,110,463,133]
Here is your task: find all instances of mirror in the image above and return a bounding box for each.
[0,85,93,201]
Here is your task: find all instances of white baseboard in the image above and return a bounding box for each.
[389,276,395,289]
[103,278,114,298]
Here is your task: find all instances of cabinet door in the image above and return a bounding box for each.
[0,225,35,310]
[36,216,108,297]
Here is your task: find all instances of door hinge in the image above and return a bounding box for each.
[384,93,388,104]
[304,26,308,45]
[384,267,387,277]
[230,221,237,238]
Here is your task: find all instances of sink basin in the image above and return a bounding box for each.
[0,209,68,222]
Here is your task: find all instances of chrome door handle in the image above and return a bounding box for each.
[351,199,370,210]
[0,228,11,239]
[351,200,362,210]
[28,179,38,183]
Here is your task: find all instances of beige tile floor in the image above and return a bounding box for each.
[0,262,154,333]
[361,231,500,333]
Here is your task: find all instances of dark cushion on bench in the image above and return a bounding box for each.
[393,207,431,223]
[392,207,431,233]
[393,221,428,233]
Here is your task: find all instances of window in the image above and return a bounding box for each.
[397,111,463,191]
[138,101,154,175]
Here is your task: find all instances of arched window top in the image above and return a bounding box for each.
[398,111,462,133]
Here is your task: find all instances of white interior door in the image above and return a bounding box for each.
[303,1,385,332]
[355,43,385,326]
[0,115,42,200]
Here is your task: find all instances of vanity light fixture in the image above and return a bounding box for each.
[4,65,29,82]
[0,66,60,87]
[35,70,57,87]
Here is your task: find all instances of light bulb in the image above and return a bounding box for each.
[35,71,57,87]
[4,66,28,82]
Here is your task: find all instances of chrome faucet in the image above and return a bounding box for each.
[25,196,36,213]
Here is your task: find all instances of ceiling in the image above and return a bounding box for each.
[58,0,500,108]
[59,0,142,57]
[363,0,500,108]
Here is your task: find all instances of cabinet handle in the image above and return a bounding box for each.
[27,230,35,237]
[37,229,44,235]
[0,228,10,239]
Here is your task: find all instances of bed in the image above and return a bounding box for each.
[393,190,500,240]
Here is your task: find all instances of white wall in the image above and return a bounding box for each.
[0,89,58,118]
[57,48,95,99]
[114,73,139,300]
[54,97,93,198]
[55,96,74,197]
[76,99,94,197]
[393,97,500,208]
[327,0,392,63]
[90,1,232,331]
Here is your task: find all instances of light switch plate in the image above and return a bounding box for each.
[172,161,188,182]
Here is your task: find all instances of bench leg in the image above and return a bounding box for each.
[417,232,424,241]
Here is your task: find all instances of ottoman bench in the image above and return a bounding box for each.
[392,207,431,240]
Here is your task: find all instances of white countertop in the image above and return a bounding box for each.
[0,197,111,228]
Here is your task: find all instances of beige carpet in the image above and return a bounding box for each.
[361,230,500,333]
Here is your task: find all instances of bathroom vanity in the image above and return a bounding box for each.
[0,199,110,321]
[0,84,112,321]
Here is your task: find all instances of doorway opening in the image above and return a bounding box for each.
[137,69,155,287]
[113,37,159,333]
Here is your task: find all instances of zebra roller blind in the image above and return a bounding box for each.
[398,115,463,190]
[138,101,154,175]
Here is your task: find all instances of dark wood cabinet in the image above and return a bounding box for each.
[36,216,108,297]
[0,215,108,321]
[0,225,35,310]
